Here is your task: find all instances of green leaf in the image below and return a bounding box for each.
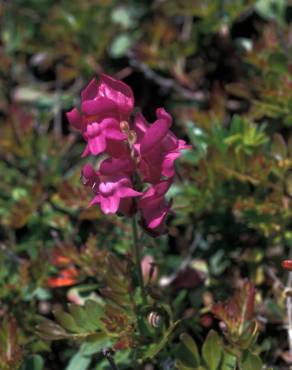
[109,34,133,58]
[65,350,91,370]
[20,355,44,370]
[13,87,56,108]
[68,304,97,332]
[202,330,223,370]
[267,52,288,73]
[36,319,69,340]
[81,339,111,356]
[240,351,263,370]
[284,115,292,127]
[271,133,287,161]
[111,6,136,28]
[175,360,197,370]
[84,300,106,330]
[142,321,179,359]
[221,352,237,370]
[180,333,200,367]
[255,0,286,24]
[53,310,84,334]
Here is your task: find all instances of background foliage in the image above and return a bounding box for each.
[0,0,291,369]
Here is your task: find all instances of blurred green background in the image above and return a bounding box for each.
[0,0,291,369]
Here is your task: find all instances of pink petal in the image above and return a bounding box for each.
[178,139,192,151]
[81,164,99,191]
[81,145,90,158]
[162,131,179,152]
[117,186,141,198]
[81,78,99,100]
[106,139,129,158]
[82,163,95,178]
[118,198,135,216]
[82,97,117,117]
[98,74,134,117]
[140,196,171,229]
[89,194,101,207]
[100,195,120,214]
[102,118,127,140]
[138,159,162,184]
[100,157,134,176]
[156,108,172,124]
[66,108,83,130]
[140,180,172,204]
[99,181,115,195]
[88,134,106,155]
[161,152,181,178]
[146,204,170,229]
[134,113,149,142]
[140,111,172,155]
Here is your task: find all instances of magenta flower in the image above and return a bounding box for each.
[81,74,134,120]
[67,74,191,233]
[84,118,126,156]
[66,74,134,157]
[138,179,172,232]
[81,163,99,191]
[90,176,141,215]
[99,157,134,176]
[134,109,190,183]
[139,108,172,156]
[82,159,137,217]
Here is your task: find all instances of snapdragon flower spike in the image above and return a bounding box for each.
[67,74,191,234]
[66,74,134,156]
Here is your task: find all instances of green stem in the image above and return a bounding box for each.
[131,215,146,303]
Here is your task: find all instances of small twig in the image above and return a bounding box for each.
[274,20,290,61]
[181,15,192,42]
[101,349,119,370]
[159,233,202,286]
[127,51,208,102]
[179,233,201,272]
[0,243,23,264]
[265,266,285,291]
[132,215,146,304]
[106,356,119,370]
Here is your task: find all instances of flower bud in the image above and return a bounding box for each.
[128,130,137,145]
[120,120,129,133]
